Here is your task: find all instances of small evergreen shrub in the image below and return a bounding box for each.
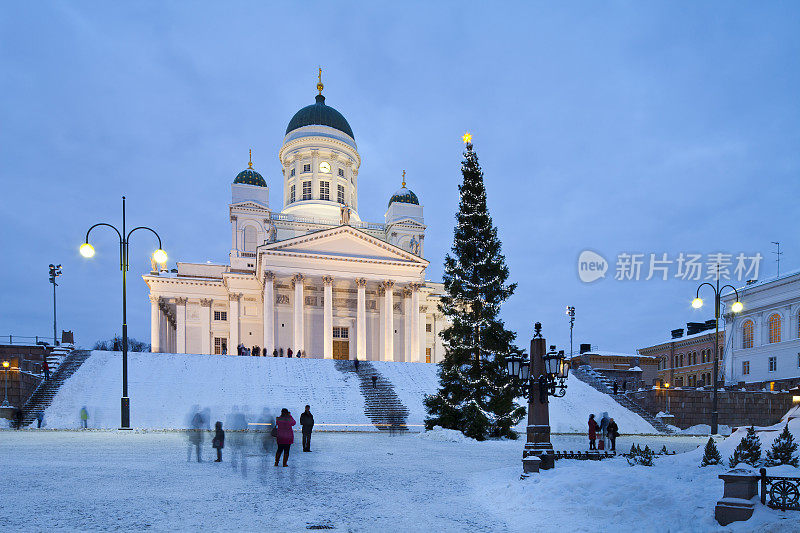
[764,424,799,467]
[700,437,722,467]
[728,426,762,468]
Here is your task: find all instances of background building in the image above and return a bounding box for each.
[570,344,658,390]
[638,321,723,388]
[723,272,800,390]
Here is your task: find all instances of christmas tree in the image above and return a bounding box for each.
[424,134,524,441]
[700,437,722,466]
[728,426,762,468]
[764,424,799,467]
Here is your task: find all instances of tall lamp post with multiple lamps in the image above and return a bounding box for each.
[504,322,569,474]
[49,264,62,346]
[80,196,167,429]
[691,274,743,435]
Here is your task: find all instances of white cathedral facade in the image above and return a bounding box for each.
[144,80,447,363]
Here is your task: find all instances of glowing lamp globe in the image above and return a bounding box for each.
[152,249,168,264]
[691,297,704,309]
[2,361,8,368]
[731,301,744,313]
[80,243,95,258]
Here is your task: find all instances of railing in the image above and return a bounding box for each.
[553,451,616,460]
[1,335,53,346]
[760,468,800,511]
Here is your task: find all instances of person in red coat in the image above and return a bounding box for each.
[588,414,599,450]
[274,408,296,467]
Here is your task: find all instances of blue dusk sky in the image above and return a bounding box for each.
[1,2,798,354]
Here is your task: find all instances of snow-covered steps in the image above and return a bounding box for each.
[334,359,411,430]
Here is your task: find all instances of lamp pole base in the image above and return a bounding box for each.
[120,396,130,429]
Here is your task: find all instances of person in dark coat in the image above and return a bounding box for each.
[252,346,260,357]
[588,414,599,450]
[371,375,377,388]
[212,421,225,462]
[273,349,278,357]
[599,412,610,449]
[300,405,314,452]
[274,408,296,467]
[622,380,627,391]
[354,357,359,372]
[42,359,50,381]
[612,381,618,395]
[189,410,204,462]
[607,418,619,452]
[287,348,293,358]
[36,411,44,429]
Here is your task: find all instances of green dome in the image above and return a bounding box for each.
[388,187,419,207]
[234,168,267,187]
[286,94,354,139]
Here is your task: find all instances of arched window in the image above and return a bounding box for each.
[742,320,754,349]
[243,226,257,252]
[768,314,781,344]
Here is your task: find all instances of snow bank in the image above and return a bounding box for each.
[679,424,732,436]
[43,352,657,433]
[417,425,474,443]
[515,374,659,434]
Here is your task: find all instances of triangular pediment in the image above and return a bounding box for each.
[231,201,268,210]
[262,226,428,265]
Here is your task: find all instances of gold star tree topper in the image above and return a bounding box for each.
[462,131,472,144]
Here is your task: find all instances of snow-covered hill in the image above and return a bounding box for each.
[42,351,657,433]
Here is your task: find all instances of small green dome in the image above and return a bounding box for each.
[234,168,266,187]
[286,94,354,139]
[388,187,419,207]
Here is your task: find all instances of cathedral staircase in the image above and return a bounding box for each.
[571,365,672,434]
[20,350,92,427]
[334,360,411,431]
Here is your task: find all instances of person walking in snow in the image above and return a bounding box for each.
[188,410,204,462]
[273,349,278,357]
[588,414,599,450]
[612,381,618,395]
[300,405,314,452]
[371,375,377,388]
[36,411,44,428]
[354,357,359,372]
[80,406,89,429]
[599,412,610,449]
[212,421,225,462]
[287,348,293,358]
[274,408,296,467]
[607,418,619,452]
[42,359,50,381]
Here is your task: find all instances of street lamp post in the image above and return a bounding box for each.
[49,264,62,346]
[691,273,743,435]
[2,360,10,407]
[81,196,167,429]
[504,322,569,474]
[566,306,575,360]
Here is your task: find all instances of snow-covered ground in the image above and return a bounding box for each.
[42,351,658,433]
[1,428,796,532]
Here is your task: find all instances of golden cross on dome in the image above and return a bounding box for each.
[248,149,253,169]
[462,131,472,144]
[317,67,324,95]
[402,170,406,188]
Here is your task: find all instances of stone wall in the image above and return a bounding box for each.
[628,388,795,429]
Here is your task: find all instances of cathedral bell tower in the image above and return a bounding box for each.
[229,150,272,271]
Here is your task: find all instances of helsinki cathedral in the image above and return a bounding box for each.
[144,74,446,363]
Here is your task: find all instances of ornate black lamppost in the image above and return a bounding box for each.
[505,322,569,474]
[691,272,743,435]
[80,196,167,429]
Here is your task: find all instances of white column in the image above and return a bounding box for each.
[263,272,275,356]
[293,274,305,352]
[200,299,212,355]
[230,215,238,253]
[403,287,412,362]
[411,283,421,362]
[150,295,161,353]
[229,293,240,354]
[323,275,333,359]
[176,297,187,354]
[383,280,394,361]
[356,278,367,360]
